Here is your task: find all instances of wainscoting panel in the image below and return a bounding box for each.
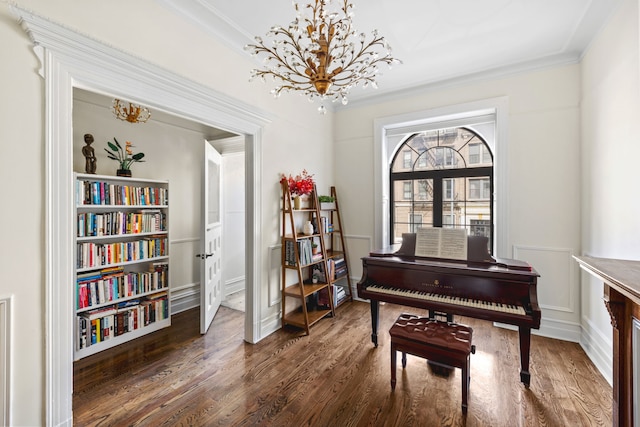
[268,244,282,308]
[513,245,580,341]
[170,238,200,314]
[0,296,11,426]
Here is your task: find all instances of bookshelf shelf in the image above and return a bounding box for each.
[76,231,169,243]
[73,173,171,360]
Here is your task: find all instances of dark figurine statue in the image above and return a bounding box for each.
[82,133,97,174]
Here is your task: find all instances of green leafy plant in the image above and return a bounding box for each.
[104,137,145,170]
[318,195,335,202]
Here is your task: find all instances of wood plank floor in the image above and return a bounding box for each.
[73,301,612,426]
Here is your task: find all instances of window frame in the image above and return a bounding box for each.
[389,128,494,251]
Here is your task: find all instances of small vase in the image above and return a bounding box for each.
[117,169,132,177]
[293,195,301,210]
[303,220,314,235]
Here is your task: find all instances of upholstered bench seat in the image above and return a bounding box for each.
[389,313,475,412]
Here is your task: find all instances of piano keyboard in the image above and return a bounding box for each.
[365,284,527,316]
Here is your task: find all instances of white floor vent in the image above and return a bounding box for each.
[0,297,10,426]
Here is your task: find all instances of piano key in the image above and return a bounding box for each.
[365,285,526,316]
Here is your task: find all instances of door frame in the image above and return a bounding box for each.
[15,8,271,426]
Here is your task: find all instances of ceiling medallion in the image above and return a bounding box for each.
[245,0,401,114]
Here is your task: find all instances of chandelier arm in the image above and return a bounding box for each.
[253,69,315,89]
[249,37,311,81]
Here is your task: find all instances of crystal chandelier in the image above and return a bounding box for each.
[112,99,151,123]
[245,0,401,113]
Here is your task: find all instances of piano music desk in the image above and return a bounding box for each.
[389,314,475,412]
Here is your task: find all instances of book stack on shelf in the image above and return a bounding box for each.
[327,256,347,281]
[76,263,169,309]
[319,186,353,307]
[76,179,168,206]
[74,173,171,360]
[333,285,348,307]
[77,210,166,237]
[284,240,323,266]
[76,292,169,350]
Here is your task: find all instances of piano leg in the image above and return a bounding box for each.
[518,326,532,387]
[370,300,379,347]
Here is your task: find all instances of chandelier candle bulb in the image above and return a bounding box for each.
[245,0,401,112]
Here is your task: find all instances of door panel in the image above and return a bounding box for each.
[200,141,223,334]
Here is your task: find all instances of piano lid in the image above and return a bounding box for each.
[371,233,533,272]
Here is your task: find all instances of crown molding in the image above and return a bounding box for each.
[12,4,274,129]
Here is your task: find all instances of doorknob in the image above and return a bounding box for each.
[195,253,214,259]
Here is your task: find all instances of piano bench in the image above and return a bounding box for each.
[389,313,475,412]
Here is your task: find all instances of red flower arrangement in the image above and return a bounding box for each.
[280,169,315,195]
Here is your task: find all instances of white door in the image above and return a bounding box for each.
[199,141,223,334]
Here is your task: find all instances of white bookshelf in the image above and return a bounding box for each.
[73,173,171,360]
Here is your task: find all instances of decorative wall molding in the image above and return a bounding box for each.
[11,6,269,425]
[268,244,282,308]
[171,237,199,244]
[513,245,576,314]
[0,296,10,427]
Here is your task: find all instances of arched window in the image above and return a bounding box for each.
[390,127,494,251]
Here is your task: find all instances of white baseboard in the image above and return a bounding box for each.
[580,316,613,386]
[170,283,200,314]
[224,276,245,296]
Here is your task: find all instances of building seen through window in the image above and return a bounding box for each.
[389,127,494,252]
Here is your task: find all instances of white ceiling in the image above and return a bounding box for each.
[160,0,620,104]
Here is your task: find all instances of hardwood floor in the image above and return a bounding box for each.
[73,301,612,426]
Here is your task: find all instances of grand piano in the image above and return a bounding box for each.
[358,233,541,386]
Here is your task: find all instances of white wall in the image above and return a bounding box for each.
[222,151,246,295]
[335,64,583,342]
[580,0,640,381]
[73,96,205,312]
[0,1,333,425]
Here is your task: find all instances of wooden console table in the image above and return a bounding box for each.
[574,255,640,427]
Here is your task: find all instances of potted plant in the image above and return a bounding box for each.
[104,137,145,177]
[318,195,335,210]
[311,241,319,255]
[280,169,315,209]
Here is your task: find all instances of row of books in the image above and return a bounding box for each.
[318,216,334,233]
[76,263,169,310]
[76,236,168,269]
[76,293,169,349]
[76,179,168,206]
[317,285,349,308]
[284,240,323,266]
[77,210,167,238]
[327,257,347,281]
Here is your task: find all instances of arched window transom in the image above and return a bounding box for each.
[389,127,494,251]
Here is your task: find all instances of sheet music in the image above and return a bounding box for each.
[415,228,442,257]
[415,227,468,260]
[439,229,467,260]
